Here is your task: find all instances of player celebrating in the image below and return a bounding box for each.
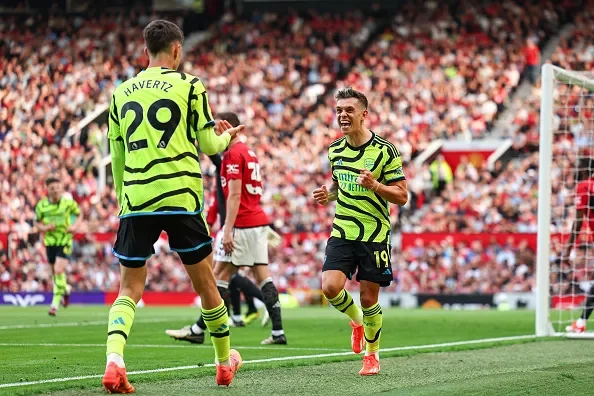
[565,157,594,333]
[35,178,79,317]
[313,88,408,375]
[103,20,244,392]
[167,112,286,345]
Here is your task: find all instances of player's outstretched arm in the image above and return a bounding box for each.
[194,87,244,154]
[198,121,245,155]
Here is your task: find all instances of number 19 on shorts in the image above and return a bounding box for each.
[374,249,390,268]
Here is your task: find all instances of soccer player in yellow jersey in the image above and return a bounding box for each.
[313,88,408,376]
[103,20,243,392]
[35,178,80,317]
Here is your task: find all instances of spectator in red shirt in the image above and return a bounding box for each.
[524,38,541,85]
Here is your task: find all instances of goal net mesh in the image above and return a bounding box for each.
[548,69,594,334]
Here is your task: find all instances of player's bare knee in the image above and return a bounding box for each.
[322,271,346,299]
[322,281,343,300]
[359,288,379,309]
[54,257,68,273]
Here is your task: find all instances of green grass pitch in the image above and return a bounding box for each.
[0,306,593,395]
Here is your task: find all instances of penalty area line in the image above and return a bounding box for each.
[0,334,542,389]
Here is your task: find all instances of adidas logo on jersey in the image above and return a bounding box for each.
[382,269,392,276]
[336,159,343,165]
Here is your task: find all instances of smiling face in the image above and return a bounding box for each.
[47,181,62,202]
[336,97,368,136]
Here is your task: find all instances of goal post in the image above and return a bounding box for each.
[537,64,594,337]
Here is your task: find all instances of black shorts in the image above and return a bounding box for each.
[322,237,393,287]
[113,214,213,267]
[46,246,71,265]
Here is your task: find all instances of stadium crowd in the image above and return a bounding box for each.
[412,5,593,236]
[0,0,589,295]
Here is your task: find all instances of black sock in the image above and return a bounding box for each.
[235,275,264,304]
[581,294,594,320]
[245,295,257,314]
[196,315,206,331]
[196,281,230,330]
[217,281,230,309]
[231,290,242,316]
[261,278,283,332]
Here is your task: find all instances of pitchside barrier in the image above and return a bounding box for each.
[0,291,543,311]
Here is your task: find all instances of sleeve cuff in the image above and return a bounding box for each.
[386,176,406,184]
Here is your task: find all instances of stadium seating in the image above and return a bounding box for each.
[0,1,586,294]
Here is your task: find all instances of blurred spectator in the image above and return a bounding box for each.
[430,154,453,196]
[524,38,541,85]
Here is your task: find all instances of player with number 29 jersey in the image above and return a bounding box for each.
[221,141,269,228]
[108,67,228,217]
[103,20,242,393]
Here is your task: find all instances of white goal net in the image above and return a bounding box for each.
[537,64,594,337]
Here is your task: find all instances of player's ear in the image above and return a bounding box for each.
[173,44,180,62]
[143,47,150,60]
[362,109,368,121]
[174,43,183,63]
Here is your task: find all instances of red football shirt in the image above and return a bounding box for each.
[221,141,269,228]
[575,178,594,241]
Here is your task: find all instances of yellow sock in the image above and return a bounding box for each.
[106,296,136,358]
[202,302,230,364]
[327,289,363,325]
[51,273,67,308]
[362,303,382,354]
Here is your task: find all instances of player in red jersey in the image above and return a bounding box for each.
[168,113,286,345]
[565,157,594,333]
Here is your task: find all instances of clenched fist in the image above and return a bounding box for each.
[313,185,330,205]
[357,169,380,191]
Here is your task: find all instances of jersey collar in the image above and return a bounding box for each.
[140,67,174,74]
[345,131,375,151]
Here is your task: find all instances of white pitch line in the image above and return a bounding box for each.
[0,343,348,352]
[0,318,181,330]
[0,334,543,389]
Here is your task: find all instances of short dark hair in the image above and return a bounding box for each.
[46,177,59,186]
[143,20,184,56]
[217,112,240,127]
[578,157,594,180]
[335,87,368,109]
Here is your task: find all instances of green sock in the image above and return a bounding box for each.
[327,289,363,326]
[106,296,136,358]
[202,302,230,364]
[362,303,382,354]
[51,273,67,308]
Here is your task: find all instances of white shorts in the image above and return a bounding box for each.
[213,226,269,266]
